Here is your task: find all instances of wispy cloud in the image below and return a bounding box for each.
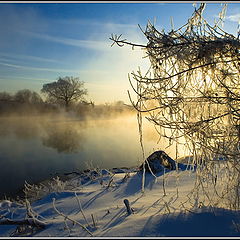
[0,61,80,74]
[226,13,240,23]
[0,52,60,64]
[19,31,111,51]
[55,18,138,29]
[0,61,108,76]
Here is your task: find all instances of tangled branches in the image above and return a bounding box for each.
[111,3,240,209]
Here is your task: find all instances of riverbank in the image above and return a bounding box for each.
[1,163,240,237]
[7,165,140,202]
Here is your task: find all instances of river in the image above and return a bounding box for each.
[0,113,169,199]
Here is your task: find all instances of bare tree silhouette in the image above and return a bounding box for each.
[41,76,87,109]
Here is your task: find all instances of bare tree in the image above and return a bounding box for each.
[42,124,82,153]
[14,89,43,104]
[110,3,240,209]
[41,76,87,109]
[0,92,12,102]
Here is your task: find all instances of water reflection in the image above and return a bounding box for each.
[0,114,170,199]
[14,121,40,140]
[0,117,41,139]
[42,124,83,153]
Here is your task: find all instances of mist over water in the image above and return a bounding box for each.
[0,112,171,199]
[0,108,189,200]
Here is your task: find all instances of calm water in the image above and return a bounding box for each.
[0,113,167,199]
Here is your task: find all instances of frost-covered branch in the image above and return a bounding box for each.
[110,3,240,210]
[52,198,93,236]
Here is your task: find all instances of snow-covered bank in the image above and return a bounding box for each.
[0,164,240,237]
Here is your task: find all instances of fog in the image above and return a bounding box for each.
[0,106,186,199]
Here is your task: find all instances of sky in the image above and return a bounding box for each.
[0,2,240,104]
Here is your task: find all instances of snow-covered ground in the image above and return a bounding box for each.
[0,163,240,237]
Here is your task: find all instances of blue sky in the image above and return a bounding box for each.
[0,2,240,104]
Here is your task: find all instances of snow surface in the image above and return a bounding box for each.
[0,164,240,237]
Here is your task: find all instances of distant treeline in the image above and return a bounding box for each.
[0,89,134,117]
